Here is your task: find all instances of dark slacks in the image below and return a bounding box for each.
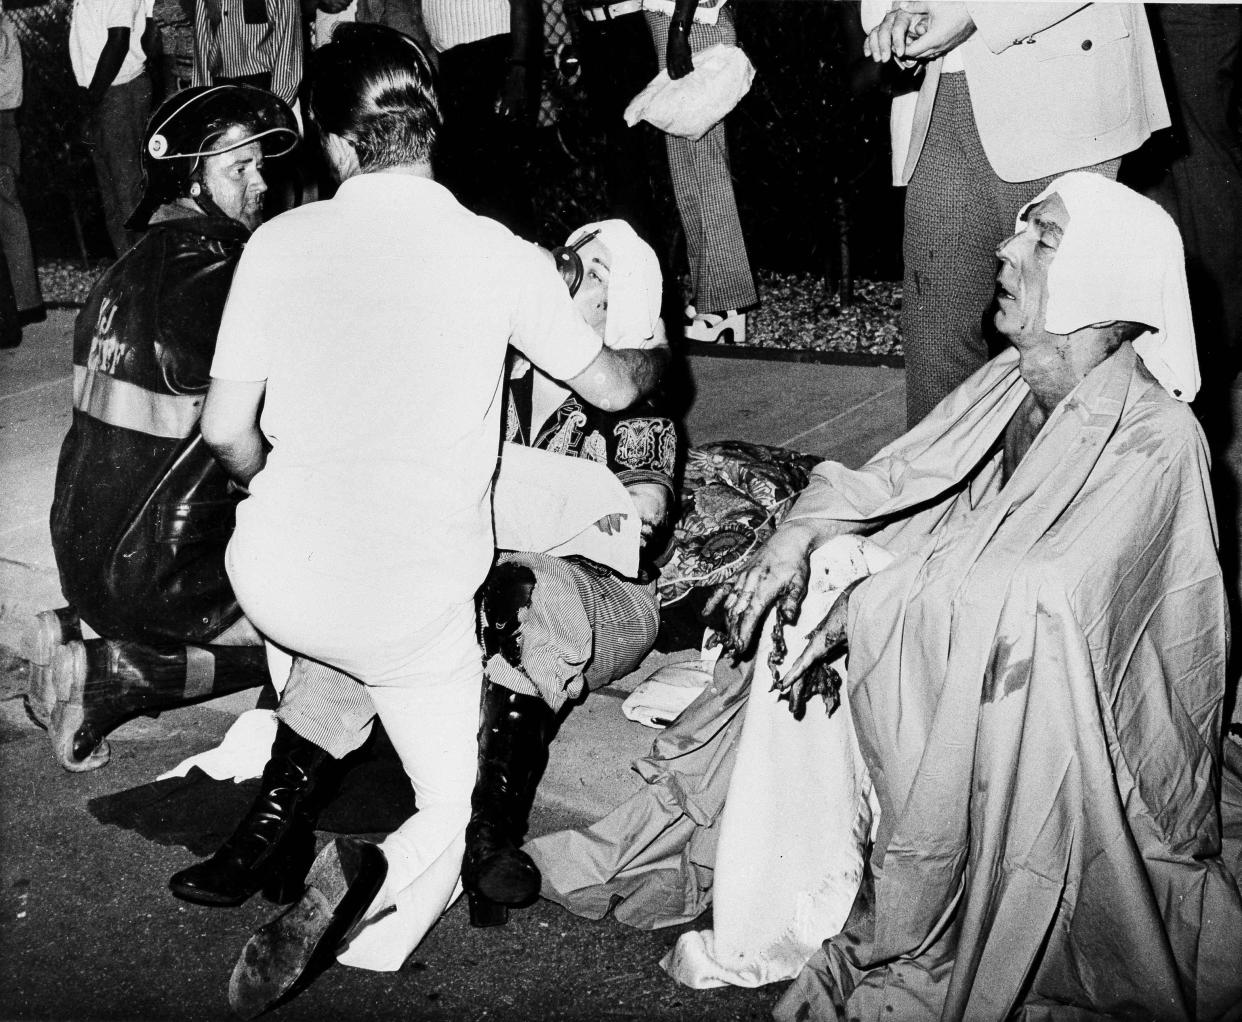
[0,109,42,313]
[0,241,18,347]
[1149,4,1242,388]
[89,74,152,257]
[574,9,665,249]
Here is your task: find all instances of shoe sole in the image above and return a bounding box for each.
[46,641,111,773]
[684,313,745,346]
[25,610,77,728]
[228,838,386,1019]
[474,850,541,906]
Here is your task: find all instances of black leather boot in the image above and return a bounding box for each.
[461,680,556,927]
[169,721,329,908]
[47,639,267,771]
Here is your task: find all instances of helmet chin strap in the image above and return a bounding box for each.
[188,180,250,234]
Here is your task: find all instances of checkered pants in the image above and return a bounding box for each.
[646,7,757,314]
[484,552,660,712]
[276,553,660,753]
[902,72,1120,427]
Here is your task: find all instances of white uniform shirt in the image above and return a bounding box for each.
[211,173,603,613]
[69,0,149,88]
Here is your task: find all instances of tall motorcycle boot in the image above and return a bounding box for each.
[170,721,329,908]
[461,680,557,927]
[47,639,267,772]
[25,606,83,728]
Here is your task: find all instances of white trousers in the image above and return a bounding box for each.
[225,541,483,972]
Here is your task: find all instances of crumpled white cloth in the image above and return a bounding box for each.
[662,534,892,989]
[566,219,664,351]
[1023,171,1200,402]
[624,43,755,142]
[156,640,293,782]
[493,443,642,577]
[157,708,278,782]
[623,636,722,728]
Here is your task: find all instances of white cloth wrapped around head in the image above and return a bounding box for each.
[565,219,665,351]
[1019,171,1199,402]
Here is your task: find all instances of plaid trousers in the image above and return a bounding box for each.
[902,72,1119,427]
[646,7,756,314]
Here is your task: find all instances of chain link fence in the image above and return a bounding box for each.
[6,0,900,287]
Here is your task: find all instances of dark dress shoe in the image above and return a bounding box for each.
[169,819,314,907]
[228,836,387,1019]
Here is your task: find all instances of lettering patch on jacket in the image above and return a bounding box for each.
[614,418,676,476]
[86,295,129,375]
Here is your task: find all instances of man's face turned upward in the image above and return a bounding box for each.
[572,235,611,339]
[993,193,1069,348]
[199,133,268,232]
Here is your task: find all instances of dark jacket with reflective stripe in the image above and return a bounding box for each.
[50,210,249,644]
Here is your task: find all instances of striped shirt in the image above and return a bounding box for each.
[421,0,508,53]
[192,0,302,104]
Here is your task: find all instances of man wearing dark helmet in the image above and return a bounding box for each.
[28,85,349,790]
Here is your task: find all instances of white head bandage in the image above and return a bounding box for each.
[1019,172,1199,402]
[565,219,664,351]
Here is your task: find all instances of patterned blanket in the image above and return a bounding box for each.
[658,440,820,607]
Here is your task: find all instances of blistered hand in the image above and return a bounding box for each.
[703,522,819,659]
[898,1,975,61]
[769,579,860,720]
[667,25,694,80]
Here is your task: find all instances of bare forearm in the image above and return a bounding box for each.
[207,431,267,487]
[615,345,669,404]
[671,0,697,28]
[508,0,540,63]
[86,31,130,106]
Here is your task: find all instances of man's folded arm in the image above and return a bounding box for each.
[511,249,670,414]
[567,345,669,413]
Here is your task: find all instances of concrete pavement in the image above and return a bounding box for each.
[0,306,906,1021]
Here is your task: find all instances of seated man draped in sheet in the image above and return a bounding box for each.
[526,173,1242,1020]
[169,219,680,939]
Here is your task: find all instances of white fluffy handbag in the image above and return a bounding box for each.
[623,43,756,142]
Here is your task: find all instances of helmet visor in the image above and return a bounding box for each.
[146,85,299,163]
